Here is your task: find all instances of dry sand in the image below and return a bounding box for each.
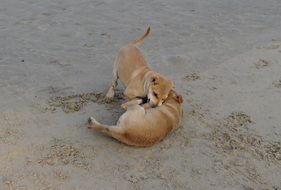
[1,0,281,189]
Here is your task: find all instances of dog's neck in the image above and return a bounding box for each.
[143,71,154,94]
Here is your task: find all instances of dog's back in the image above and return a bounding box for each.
[117,27,151,85]
[89,91,184,147]
[119,101,183,147]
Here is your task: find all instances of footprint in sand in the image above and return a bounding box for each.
[257,44,280,50]
[273,79,281,88]
[100,32,111,38]
[254,59,271,69]
[184,89,193,96]
[41,12,51,16]
[47,58,71,68]
[183,72,200,81]
[166,55,189,65]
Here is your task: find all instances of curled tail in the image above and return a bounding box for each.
[131,27,151,46]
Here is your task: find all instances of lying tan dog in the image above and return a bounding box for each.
[88,90,184,147]
[105,27,174,107]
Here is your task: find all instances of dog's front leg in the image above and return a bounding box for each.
[124,81,146,100]
[142,103,152,109]
[105,79,118,100]
[105,58,119,101]
[123,87,137,100]
[121,98,143,110]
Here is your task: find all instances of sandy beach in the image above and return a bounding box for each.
[1,0,281,189]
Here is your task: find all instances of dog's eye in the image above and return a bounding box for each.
[153,92,158,98]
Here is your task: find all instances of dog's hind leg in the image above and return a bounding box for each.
[105,56,119,100]
[88,117,124,138]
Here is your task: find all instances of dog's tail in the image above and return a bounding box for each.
[131,27,151,46]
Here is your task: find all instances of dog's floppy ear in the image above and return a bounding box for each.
[150,75,159,85]
[176,95,184,103]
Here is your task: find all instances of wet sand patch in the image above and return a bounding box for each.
[38,138,90,170]
[0,128,23,144]
[47,90,124,113]
[212,112,281,163]
[212,112,260,153]
[264,141,281,161]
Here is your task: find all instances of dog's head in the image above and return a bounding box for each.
[147,74,174,107]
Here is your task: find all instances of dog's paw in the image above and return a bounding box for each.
[88,117,96,129]
[121,103,128,110]
[88,117,94,124]
[105,97,114,103]
[105,89,115,102]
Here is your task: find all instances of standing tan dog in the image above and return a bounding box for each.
[88,90,184,147]
[105,27,174,107]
